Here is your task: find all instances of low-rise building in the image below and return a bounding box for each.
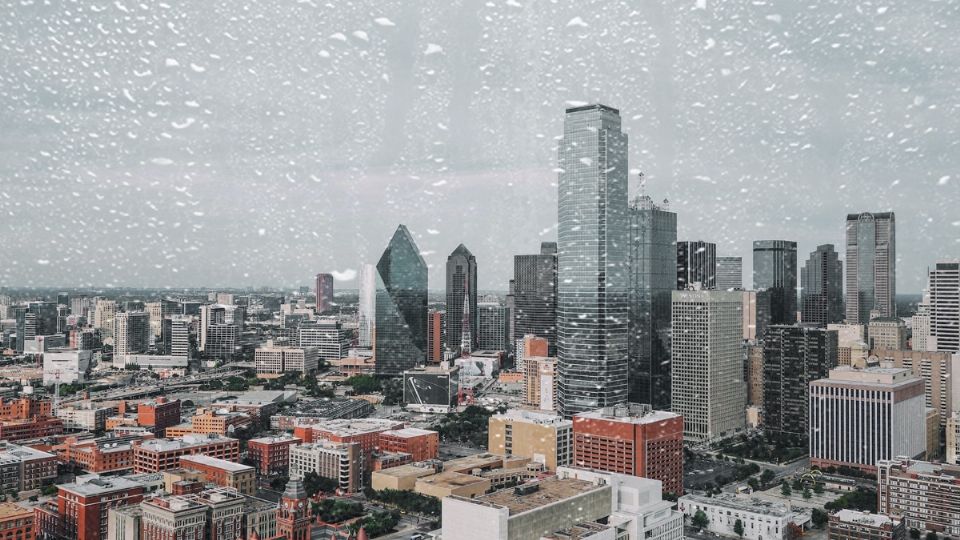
[0,440,57,491]
[877,458,960,537]
[247,435,301,476]
[255,341,319,376]
[35,474,145,540]
[106,505,142,540]
[488,409,572,471]
[868,318,908,351]
[289,441,362,493]
[43,349,92,384]
[133,434,240,473]
[402,364,459,413]
[0,416,63,441]
[56,402,117,432]
[179,454,256,495]
[137,398,181,438]
[949,410,960,465]
[378,428,439,462]
[678,493,810,540]
[828,510,904,540]
[64,439,136,474]
[141,496,207,540]
[0,503,34,540]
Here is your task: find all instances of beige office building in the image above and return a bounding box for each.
[488,409,572,471]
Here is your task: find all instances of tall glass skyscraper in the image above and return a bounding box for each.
[677,240,716,290]
[374,225,428,376]
[753,240,798,324]
[628,194,677,409]
[357,263,377,348]
[845,212,896,323]
[512,242,558,356]
[801,244,844,326]
[445,244,477,354]
[556,104,629,417]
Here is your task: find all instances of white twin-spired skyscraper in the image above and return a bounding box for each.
[556,104,630,417]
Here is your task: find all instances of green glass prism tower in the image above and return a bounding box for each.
[557,104,630,417]
[374,225,428,376]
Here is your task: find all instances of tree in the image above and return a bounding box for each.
[761,469,776,485]
[791,478,802,490]
[909,529,921,540]
[302,472,339,496]
[344,374,381,394]
[733,518,744,538]
[925,533,938,540]
[691,510,709,530]
[814,482,824,495]
[811,508,828,528]
[781,480,792,497]
[802,487,812,499]
[747,478,760,492]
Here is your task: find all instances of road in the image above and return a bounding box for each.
[60,366,246,403]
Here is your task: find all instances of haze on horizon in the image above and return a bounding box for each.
[1,0,957,294]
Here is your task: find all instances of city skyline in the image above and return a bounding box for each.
[1,2,956,293]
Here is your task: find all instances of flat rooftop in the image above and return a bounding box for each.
[180,454,253,472]
[466,478,605,515]
[834,509,896,527]
[249,435,301,444]
[0,502,32,519]
[372,462,440,479]
[442,453,511,473]
[138,434,236,452]
[493,409,572,427]
[417,471,487,489]
[62,474,144,496]
[381,427,437,438]
[574,404,680,425]
[820,366,920,387]
[680,493,803,518]
[311,418,402,437]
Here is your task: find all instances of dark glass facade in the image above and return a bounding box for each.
[556,104,629,416]
[375,225,428,376]
[628,195,677,409]
[444,244,477,354]
[676,240,716,290]
[762,325,837,436]
[752,240,798,324]
[512,242,557,356]
[801,244,844,326]
[845,212,896,324]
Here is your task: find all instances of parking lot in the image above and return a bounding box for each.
[684,456,744,491]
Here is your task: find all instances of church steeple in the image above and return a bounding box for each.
[275,479,312,540]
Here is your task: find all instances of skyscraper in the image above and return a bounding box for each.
[800,244,844,327]
[753,240,798,324]
[113,311,151,358]
[426,309,444,363]
[14,301,58,352]
[715,256,742,291]
[671,290,745,442]
[513,242,558,355]
[445,244,478,354]
[928,260,959,353]
[845,212,896,323]
[556,104,630,417]
[357,263,377,348]
[314,273,334,314]
[676,240,716,290]
[762,325,838,437]
[628,194,677,409]
[374,225,428,376]
[476,302,509,351]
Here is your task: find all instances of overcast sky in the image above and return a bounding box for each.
[1,0,958,293]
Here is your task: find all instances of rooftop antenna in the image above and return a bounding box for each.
[638,171,646,198]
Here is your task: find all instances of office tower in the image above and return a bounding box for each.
[426,309,444,363]
[70,296,92,319]
[810,366,925,472]
[868,318,908,350]
[512,242,558,355]
[516,334,548,374]
[476,303,509,351]
[671,290,745,442]
[753,240,798,324]
[556,104,630,417]
[676,240,716,290]
[14,301,58,352]
[846,212,896,323]
[141,496,207,540]
[828,323,866,366]
[912,297,931,352]
[159,318,172,354]
[928,260,959,353]
[878,458,960,536]
[288,441,362,493]
[524,355,558,411]
[113,311,150,358]
[800,244,844,326]
[572,403,684,496]
[93,299,117,339]
[627,194,677,409]
[374,225,428,376]
[746,343,764,406]
[168,317,190,358]
[715,256,743,290]
[873,349,959,433]
[762,325,838,436]
[298,318,349,361]
[445,244,478,354]
[357,263,377,348]
[314,273,335,314]
[949,411,960,465]
[505,279,516,347]
[199,304,225,352]
[488,409,573,471]
[741,289,773,342]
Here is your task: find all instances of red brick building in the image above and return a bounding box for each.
[378,428,439,462]
[65,440,135,474]
[572,403,684,496]
[293,419,403,473]
[0,397,51,420]
[133,434,240,473]
[137,398,181,437]
[178,454,255,495]
[0,503,35,540]
[247,435,301,476]
[35,475,144,540]
[0,416,63,442]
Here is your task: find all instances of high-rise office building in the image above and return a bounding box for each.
[627,194,677,409]
[357,263,376,348]
[477,303,509,351]
[845,212,896,323]
[868,318,908,351]
[912,298,931,352]
[676,240,716,290]
[801,244,844,326]
[94,299,117,339]
[556,104,630,417]
[298,318,349,361]
[670,290,745,442]
[810,367,925,472]
[928,260,959,353]
[168,317,190,358]
[753,240,798,324]
[113,311,151,358]
[512,242,558,355]
[762,325,838,436]
[426,309,444,363]
[14,301,58,352]
[374,225,428,376]
[314,273,334,314]
[741,289,773,342]
[445,244,478,354]
[715,256,743,290]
